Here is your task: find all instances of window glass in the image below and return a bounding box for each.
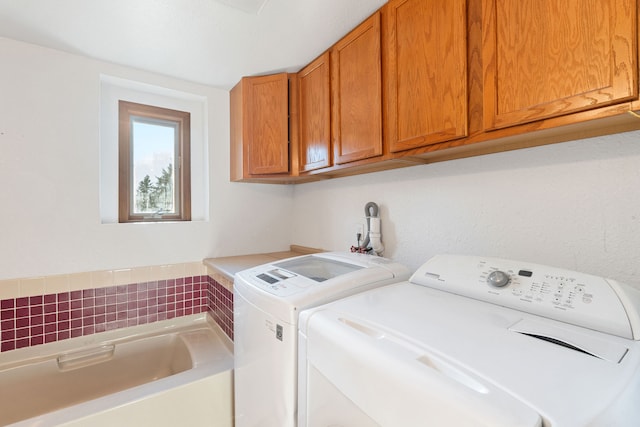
[132,118,177,215]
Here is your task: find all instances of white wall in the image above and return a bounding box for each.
[0,38,293,280]
[291,131,640,287]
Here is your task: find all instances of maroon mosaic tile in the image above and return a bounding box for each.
[0,274,215,353]
[207,277,234,340]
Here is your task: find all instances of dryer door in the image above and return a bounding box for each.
[300,310,543,427]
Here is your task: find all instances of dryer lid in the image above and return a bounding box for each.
[273,255,364,282]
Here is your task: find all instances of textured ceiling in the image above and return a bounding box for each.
[0,0,386,89]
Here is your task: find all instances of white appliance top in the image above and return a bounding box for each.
[234,252,410,323]
[298,255,640,426]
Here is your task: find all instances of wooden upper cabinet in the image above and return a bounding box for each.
[332,12,383,165]
[298,52,331,172]
[230,73,289,180]
[383,0,468,153]
[483,0,638,130]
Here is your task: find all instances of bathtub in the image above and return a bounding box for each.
[0,314,234,427]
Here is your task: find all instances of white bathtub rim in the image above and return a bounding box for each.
[8,367,233,427]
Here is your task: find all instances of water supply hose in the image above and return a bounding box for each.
[353,202,384,256]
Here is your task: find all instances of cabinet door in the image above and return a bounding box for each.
[384,0,468,153]
[332,12,382,164]
[242,73,289,176]
[298,52,331,172]
[483,0,638,130]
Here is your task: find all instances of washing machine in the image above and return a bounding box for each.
[298,254,640,427]
[233,251,410,427]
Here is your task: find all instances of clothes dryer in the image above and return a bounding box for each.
[233,252,409,427]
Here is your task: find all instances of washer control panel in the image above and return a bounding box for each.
[481,267,595,307]
[253,269,302,296]
[412,255,638,340]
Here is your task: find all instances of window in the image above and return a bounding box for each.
[118,101,191,222]
[100,75,208,224]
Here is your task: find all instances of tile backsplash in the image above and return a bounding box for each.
[0,264,234,353]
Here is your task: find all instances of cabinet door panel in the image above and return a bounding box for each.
[483,0,637,130]
[298,52,331,172]
[385,0,468,153]
[332,12,382,164]
[246,73,289,175]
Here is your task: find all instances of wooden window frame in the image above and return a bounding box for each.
[118,101,191,223]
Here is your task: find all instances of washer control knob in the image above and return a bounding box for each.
[487,270,510,287]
